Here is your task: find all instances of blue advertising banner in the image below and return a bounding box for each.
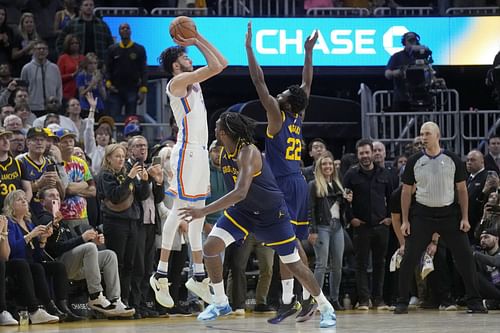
[103,16,500,67]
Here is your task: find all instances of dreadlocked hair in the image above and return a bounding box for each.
[219,111,256,144]
[158,46,186,76]
[286,84,308,114]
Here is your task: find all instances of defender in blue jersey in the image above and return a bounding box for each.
[246,22,319,322]
[179,112,336,328]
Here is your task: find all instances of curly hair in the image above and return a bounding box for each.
[158,46,186,76]
[286,85,308,115]
[219,111,256,144]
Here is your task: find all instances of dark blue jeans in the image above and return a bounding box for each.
[106,89,138,121]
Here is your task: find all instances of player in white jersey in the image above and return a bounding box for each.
[150,32,227,308]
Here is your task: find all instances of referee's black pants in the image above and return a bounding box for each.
[397,203,482,307]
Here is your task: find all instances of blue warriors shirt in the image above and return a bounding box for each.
[265,111,303,178]
[220,141,284,214]
[17,155,54,216]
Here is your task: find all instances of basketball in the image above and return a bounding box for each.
[169,16,197,41]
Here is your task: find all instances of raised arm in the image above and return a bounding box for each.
[169,35,225,97]
[245,21,282,136]
[301,30,318,98]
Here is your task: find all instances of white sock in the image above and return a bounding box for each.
[302,288,311,301]
[281,279,294,304]
[157,261,168,275]
[212,281,228,305]
[193,263,205,275]
[313,291,333,312]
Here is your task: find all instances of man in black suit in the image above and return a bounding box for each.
[484,135,500,175]
[466,150,492,244]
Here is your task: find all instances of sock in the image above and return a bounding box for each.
[303,288,311,301]
[193,263,205,275]
[313,291,333,312]
[212,281,228,305]
[281,279,294,304]
[157,261,168,275]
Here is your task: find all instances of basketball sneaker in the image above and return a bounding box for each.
[319,305,337,328]
[197,303,232,321]
[150,273,174,308]
[267,296,301,324]
[295,297,318,322]
[185,277,212,304]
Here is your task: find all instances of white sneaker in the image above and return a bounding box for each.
[0,310,18,326]
[109,299,135,317]
[409,296,419,307]
[88,292,115,316]
[150,274,174,308]
[232,308,245,316]
[185,277,212,304]
[29,309,59,324]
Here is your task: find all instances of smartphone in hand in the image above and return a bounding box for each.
[52,199,60,217]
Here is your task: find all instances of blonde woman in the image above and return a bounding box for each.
[11,13,39,75]
[308,151,352,311]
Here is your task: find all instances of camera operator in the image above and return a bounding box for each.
[486,49,500,109]
[473,228,500,309]
[385,32,432,111]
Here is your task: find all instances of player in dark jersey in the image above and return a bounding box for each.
[179,112,336,328]
[245,21,319,322]
[0,127,31,210]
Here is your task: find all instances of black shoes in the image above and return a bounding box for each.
[393,303,408,314]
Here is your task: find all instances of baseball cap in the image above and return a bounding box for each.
[209,140,220,151]
[54,128,77,140]
[481,227,499,238]
[0,127,12,137]
[124,115,140,126]
[26,127,48,139]
[124,123,141,137]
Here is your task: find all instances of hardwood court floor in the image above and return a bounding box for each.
[1,309,499,333]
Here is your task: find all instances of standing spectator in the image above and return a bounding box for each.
[25,0,61,57]
[14,103,34,130]
[9,130,25,157]
[302,138,327,183]
[56,128,95,230]
[57,34,85,101]
[466,150,489,244]
[65,97,87,142]
[20,40,62,115]
[106,23,147,121]
[484,135,500,175]
[395,121,487,314]
[83,93,109,175]
[97,144,150,306]
[0,6,14,65]
[76,53,106,113]
[56,0,114,63]
[11,13,39,76]
[373,140,399,188]
[308,151,352,311]
[343,139,393,310]
[54,0,78,34]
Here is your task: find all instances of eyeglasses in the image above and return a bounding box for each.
[35,47,48,51]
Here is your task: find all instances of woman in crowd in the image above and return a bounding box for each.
[57,34,85,101]
[54,0,78,34]
[308,151,352,310]
[11,13,39,76]
[84,93,110,175]
[0,6,14,64]
[66,98,87,143]
[0,215,17,326]
[76,53,106,113]
[4,190,83,322]
[97,144,150,305]
[14,103,33,131]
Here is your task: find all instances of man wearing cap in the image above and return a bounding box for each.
[0,127,32,210]
[474,228,500,309]
[16,127,65,218]
[56,128,96,230]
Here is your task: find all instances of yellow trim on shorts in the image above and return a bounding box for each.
[224,210,249,240]
[265,235,297,247]
[253,171,262,177]
[290,220,309,225]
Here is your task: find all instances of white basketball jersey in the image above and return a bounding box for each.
[166,81,208,146]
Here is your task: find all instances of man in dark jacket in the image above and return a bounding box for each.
[37,186,135,318]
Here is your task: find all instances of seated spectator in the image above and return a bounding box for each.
[8,130,25,157]
[123,123,141,141]
[76,53,106,113]
[3,114,23,133]
[54,0,78,34]
[57,34,85,101]
[0,6,14,65]
[0,105,14,125]
[84,93,110,175]
[20,40,62,115]
[14,103,33,130]
[11,12,39,76]
[0,214,18,326]
[44,113,60,127]
[37,186,135,317]
[0,63,16,103]
[474,228,500,310]
[55,128,95,230]
[4,190,81,322]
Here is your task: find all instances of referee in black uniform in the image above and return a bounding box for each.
[394,121,487,314]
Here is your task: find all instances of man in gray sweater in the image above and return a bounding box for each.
[20,40,62,114]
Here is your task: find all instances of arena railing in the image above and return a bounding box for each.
[446,6,500,16]
[93,7,149,17]
[373,6,434,16]
[461,110,500,155]
[306,7,370,16]
[218,0,296,17]
[151,7,209,16]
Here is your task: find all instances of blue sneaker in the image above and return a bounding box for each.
[319,307,336,328]
[197,303,232,321]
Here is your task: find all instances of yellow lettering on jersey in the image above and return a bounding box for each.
[1,171,19,180]
[222,165,239,176]
[288,124,301,135]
